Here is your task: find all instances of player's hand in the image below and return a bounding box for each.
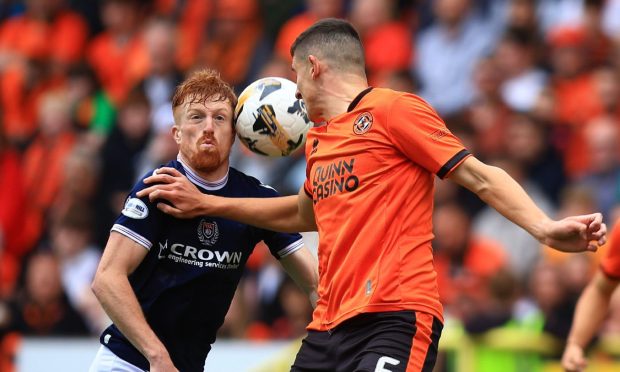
[541,213,606,253]
[562,342,587,372]
[148,353,179,372]
[136,167,213,218]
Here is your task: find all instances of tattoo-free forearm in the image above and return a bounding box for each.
[92,271,170,363]
[207,194,316,233]
[568,273,617,348]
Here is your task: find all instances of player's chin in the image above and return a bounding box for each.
[192,153,222,171]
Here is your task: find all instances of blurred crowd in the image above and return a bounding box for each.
[1,0,620,369]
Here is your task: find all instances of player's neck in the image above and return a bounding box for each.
[320,75,369,121]
[178,154,229,184]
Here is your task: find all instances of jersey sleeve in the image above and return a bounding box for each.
[600,225,620,279]
[386,93,471,178]
[255,182,304,259]
[110,171,164,250]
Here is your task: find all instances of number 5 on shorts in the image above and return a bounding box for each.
[375,356,400,372]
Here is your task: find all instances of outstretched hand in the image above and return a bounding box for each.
[541,213,606,253]
[561,342,587,372]
[136,167,212,218]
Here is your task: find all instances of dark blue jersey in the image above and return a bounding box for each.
[99,158,303,372]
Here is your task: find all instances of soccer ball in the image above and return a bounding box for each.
[234,77,313,156]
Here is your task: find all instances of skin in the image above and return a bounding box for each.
[561,271,619,372]
[137,52,607,254]
[93,97,318,372]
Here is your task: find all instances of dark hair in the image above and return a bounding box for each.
[501,26,536,48]
[290,18,365,73]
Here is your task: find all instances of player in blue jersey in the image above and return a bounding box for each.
[88,69,319,372]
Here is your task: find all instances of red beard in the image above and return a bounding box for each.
[184,138,222,173]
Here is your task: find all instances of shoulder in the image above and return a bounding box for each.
[134,160,182,188]
[228,167,279,196]
[378,89,436,115]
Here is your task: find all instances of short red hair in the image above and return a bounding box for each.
[172,69,237,116]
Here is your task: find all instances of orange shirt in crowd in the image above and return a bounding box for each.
[86,33,147,104]
[600,224,620,279]
[364,22,412,80]
[0,149,24,295]
[274,13,318,62]
[434,237,507,306]
[15,132,76,255]
[552,74,604,177]
[0,10,87,64]
[304,88,471,331]
[0,11,87,142]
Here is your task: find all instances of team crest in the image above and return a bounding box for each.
[197,219,219,246]
[353,112,373,135]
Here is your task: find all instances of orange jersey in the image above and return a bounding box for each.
[303,87,471,331]
[600,224,620,279]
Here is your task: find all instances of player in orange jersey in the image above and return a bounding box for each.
[561,223,620,372]
[137,19,607,372]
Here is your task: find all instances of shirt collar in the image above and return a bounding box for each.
[176,154,228,190]
[347,87,374,112]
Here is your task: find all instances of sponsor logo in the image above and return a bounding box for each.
[311,158,359,203]
[158,240,242,269]
[429,128,450,140]
[198,219,219,246]
[353,112,373,135]
[121,198,149,219]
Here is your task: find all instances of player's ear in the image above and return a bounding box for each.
[171,125,182,144]
[308,55,320,79]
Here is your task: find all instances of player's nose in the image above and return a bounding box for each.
[203,117,215,133]
[295,90,302,100]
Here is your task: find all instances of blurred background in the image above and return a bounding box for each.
[0,0,620,371]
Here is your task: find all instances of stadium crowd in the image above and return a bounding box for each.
[0,0,620,370]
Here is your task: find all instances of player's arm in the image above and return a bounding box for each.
[136,167,317,233]
[279,246,319,308]
[91,232,178,371]
[562,271,619,372]
[447,156,606,252]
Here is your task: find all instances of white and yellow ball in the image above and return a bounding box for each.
[234,77,313,156]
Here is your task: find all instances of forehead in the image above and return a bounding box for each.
[183,98,232,112]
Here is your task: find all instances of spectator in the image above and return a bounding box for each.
[504,113,566,205]
[3,251,89,336]
[582,0,614,67]
[134,17,183,112]
[548,25,604,176]
[528,260,576,340]
[95,90,152,246]
[0,0,87,145]
[468,57,510,159]
[49,208,107,334]
[189,0,267,89]
[65,63,116,141]
[86,0,146,104]
[18,90,76,257]
[577,116,620,223]
[349,0,412,85]
[415,0,500,115]
[433,202,508,319]
[0,122,25,281]
[274,0,344,63]
[50,145,101,226]
[495,27,547,112]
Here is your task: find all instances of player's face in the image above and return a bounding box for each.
[173,98,234,175]
[292,56,320,122]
